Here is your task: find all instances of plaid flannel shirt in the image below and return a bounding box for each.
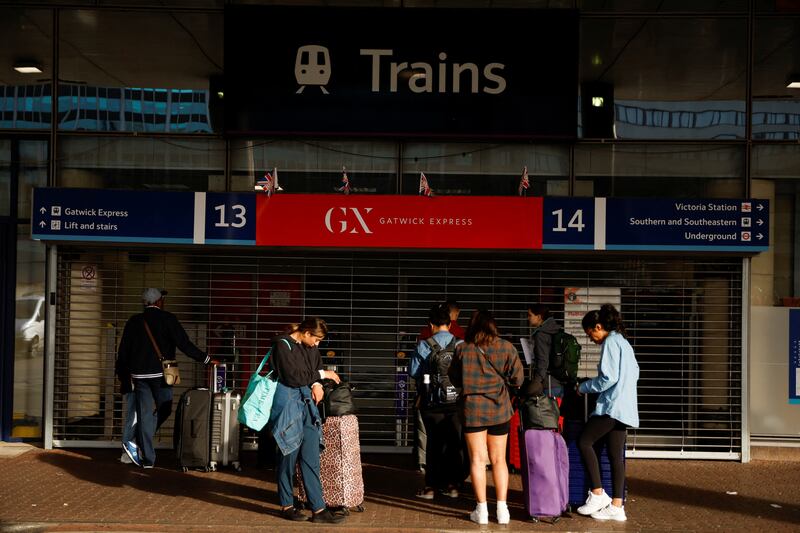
[448,338,524,428]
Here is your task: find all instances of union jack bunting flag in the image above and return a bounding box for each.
[518,166,530,196]
[419,172,433,197]
[338,166,351,194]
[256,170,274,196]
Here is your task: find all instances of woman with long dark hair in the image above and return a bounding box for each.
[448,309,524,525]
[576,304,639,522]
[268,317,344,524]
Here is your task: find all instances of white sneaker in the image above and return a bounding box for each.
[120,452,132,464]
[591,504,627,522]
[470,506,489,525]
[496,505,510,525]
[577,490,612,516]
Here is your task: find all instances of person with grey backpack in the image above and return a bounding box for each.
[409,303,467,500]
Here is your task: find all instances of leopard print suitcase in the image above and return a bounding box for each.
[297,414,365,512]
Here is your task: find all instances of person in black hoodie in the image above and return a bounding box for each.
[116,288,213,468]
[268,317,345,524]
[526,303,564,398]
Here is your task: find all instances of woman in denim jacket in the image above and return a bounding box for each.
[268,317,344,524]
[575,304,639,523]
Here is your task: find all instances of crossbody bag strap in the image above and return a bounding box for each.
[477,345,505,384]
[143,320,164,362]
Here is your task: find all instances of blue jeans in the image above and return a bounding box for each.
[274,391,325,511]
[132,378,173,466]
[122,392,137,446]
[122,386,172,446]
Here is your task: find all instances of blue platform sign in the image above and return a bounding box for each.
[604,198,769,252]
[31,188,196,243]
[542,197,595,249]
[790,309,800,404]
[204,192,256,245]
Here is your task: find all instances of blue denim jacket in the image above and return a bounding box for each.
[578,331,640,428]
[268,382,322,456]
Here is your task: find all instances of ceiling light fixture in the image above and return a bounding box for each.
[786,74,800,89]
[14,62,43,74]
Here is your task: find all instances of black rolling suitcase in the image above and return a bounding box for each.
[175,388,213,471]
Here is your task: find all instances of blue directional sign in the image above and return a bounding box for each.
[32,188,196,243]
[204,192,256,244]
[542,197,595,249]
[31,188,771,253]
[604,198,769,251]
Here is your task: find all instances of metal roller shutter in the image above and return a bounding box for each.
[51,247,744,459]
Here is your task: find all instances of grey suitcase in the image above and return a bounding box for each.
[175,388,212,471]
[210,389,241,471]
[175,365,241,472]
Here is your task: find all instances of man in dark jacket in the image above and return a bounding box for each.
[116,288,213,468]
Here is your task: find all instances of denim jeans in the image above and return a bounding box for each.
[274,394,325,511]
[122,392,137,446]
[123,388,171,449]
[132,378,173,466]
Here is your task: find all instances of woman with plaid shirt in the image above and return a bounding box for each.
[448,309,524,525]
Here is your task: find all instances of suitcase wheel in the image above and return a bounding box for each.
[233,462,242,472]
[352,504,365,513]
[181,467,188,473]
[530,516,539,523]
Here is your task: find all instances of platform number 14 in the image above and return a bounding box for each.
[552,209,585,232]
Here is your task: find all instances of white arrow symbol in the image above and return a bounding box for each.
[757,204,764,211]
[757,233,764,240]
[757,219,764,226]
[39,207,46,214]
[39,221,46,227]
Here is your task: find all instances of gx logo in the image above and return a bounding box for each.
[324,207,374,234]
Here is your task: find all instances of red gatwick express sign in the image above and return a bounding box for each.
[256,194,542,249]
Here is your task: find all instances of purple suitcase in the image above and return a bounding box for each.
[519,428,569,522]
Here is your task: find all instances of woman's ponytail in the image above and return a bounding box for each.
[599,304,626,336]
[581,303,626,336]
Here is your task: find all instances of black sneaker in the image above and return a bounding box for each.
[281,507,308,521]
[311,508,346,524]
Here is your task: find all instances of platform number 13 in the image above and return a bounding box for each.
[552,209,585,232]
[214,204,247,228]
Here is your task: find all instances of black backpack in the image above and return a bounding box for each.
[319,378,356,421]
[424,337,459,406]
[548,328,581,382]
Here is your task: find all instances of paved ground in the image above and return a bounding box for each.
[1,445,799,532]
